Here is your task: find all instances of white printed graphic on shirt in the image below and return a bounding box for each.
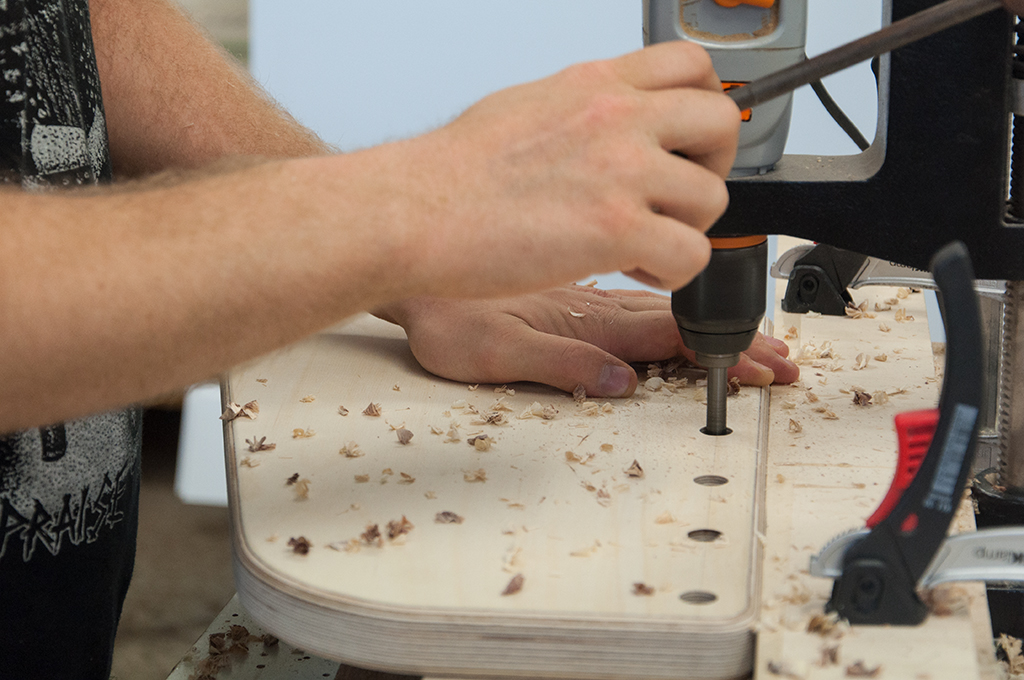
[0,411,141,563]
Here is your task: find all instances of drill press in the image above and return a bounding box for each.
[645,0,806,435]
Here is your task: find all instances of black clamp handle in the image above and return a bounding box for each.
[827,241,983,625]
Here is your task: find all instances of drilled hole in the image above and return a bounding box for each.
[694,474,729,487]
[680,590,718,605]
[687,529,722,542]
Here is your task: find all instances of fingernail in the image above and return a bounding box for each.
[599,364,633,397]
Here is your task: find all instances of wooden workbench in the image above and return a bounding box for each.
[201,263,998,680]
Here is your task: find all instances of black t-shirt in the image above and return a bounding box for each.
[1,1,142,678]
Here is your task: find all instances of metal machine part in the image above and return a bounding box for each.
[644,0,806,175]
[671,237,768,435]
[646,0,797,435]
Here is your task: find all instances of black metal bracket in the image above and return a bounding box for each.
[713,0,1016,280]
[781,245,869,315]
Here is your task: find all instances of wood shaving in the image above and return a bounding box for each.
[570,540,602,557]
[452,399,468,409]
[874,302,892,312]
[468,434,492,451]
[625,460,644,478]
[340,442,363,458]
[245,436,276,452]
[645,377,665,392]
[853,353,869,371]
[897,287,912,299]
[805,389,820,403]
[240,457,260,468]
[293,478,311,500]
[495,385,516,395]
[573,384,587,403]
[853,390,872,406]
[788,419,802,433]
[872,390,890,405]
[807,612,843,637]
[596,488,612,507]
[256,378,268,385]
[435,511,464,524]
[600,443,613,452]
[845,301,877,319]
[490,398,514,413]
[502,573,524,596]
[463,468,487,482]
[220,400,259,421]
[382,468,394,476]
[998,634,1024,675]
[445,424,461,443]
[386,516,414,540]
[354,474,370,483]
[781,399,797,409]
[568,306,586,318]
[292,428,315,439]
[363,402,382,417]
[328,539,361,553]
[884,297,900,305]
[814,405,839,420]
[845,661,882,677]
[655,512,675,524]
[287,536,311,555]
[874,353,888,362]
[467,384,479,392]
[398,472,415,484]
[632,582,655,596]
[392,384,401,391]
[819,645,840,668]
[578,401,611,416]
[338,405,349,416]
[921,584,970,616]
[396,428,414,445]
[879,322,891,333]
[299,395,316,403]
[286,473,299,485]
[519,402,559,420]
[424,491,437,499]
[361,524,383,547]
[785,326,799,340]
[565,450,595,465]
[728,376,741,396]
[429,425,444,435]
[473,411,507,426]
[894,308,914,323]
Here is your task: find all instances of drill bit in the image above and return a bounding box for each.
[705,365,731,436]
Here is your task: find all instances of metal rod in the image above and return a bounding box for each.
[704,366,730,436]
[728,0,1003,111]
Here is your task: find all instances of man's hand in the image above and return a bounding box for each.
[381,286,798,398]
[392,41,742,301]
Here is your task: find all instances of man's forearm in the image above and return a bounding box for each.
[90,0,329,176]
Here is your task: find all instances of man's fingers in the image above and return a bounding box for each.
[612,41,722,92]
[499,331,639,398]
[620,214,712,291]
[645,88,741,178]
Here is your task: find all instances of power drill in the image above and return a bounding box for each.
[644,0,806,435]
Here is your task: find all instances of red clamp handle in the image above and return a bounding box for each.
[865,409,940,530]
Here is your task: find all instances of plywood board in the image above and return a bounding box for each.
[225,315,768,679]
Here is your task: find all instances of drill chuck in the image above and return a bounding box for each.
[673,237,768,435]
